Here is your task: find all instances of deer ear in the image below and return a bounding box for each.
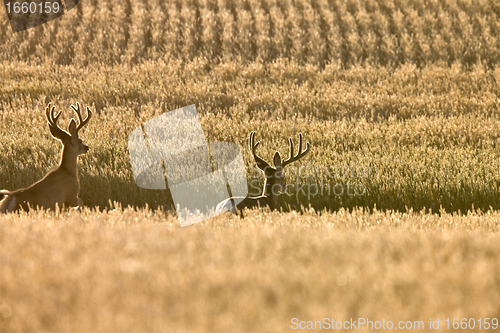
[273,151,282,168]
[68,119,77,137]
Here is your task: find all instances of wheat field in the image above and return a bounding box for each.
[1,0,500,332]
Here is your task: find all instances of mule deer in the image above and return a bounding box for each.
[0,102,92,213]
[216,131,310,214]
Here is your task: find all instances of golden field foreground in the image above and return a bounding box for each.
[1,207,499,332]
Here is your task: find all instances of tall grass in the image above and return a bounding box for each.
[1,60,500,212]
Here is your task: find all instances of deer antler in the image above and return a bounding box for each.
[46,103,67,139]
[250,131,271,171]
[281,133,310,167]
[71,102,92,133]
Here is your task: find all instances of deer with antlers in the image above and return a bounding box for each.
[0,102,92,213]
[217,131,310,214]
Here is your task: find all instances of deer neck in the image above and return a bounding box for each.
[58,144,79,176]
[263,179,279,210]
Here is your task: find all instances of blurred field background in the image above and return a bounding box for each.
[1,0,500,332]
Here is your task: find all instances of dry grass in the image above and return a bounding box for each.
[1,207,499,332]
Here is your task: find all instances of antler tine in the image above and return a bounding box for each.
[282,133,311,167]
[46,103,62,128]
[46,103,61,124]
[45,102,67,139]
[250,131,271,171]
[71,102,92,132]
[250,131,260,155]
[298,133,302,156]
